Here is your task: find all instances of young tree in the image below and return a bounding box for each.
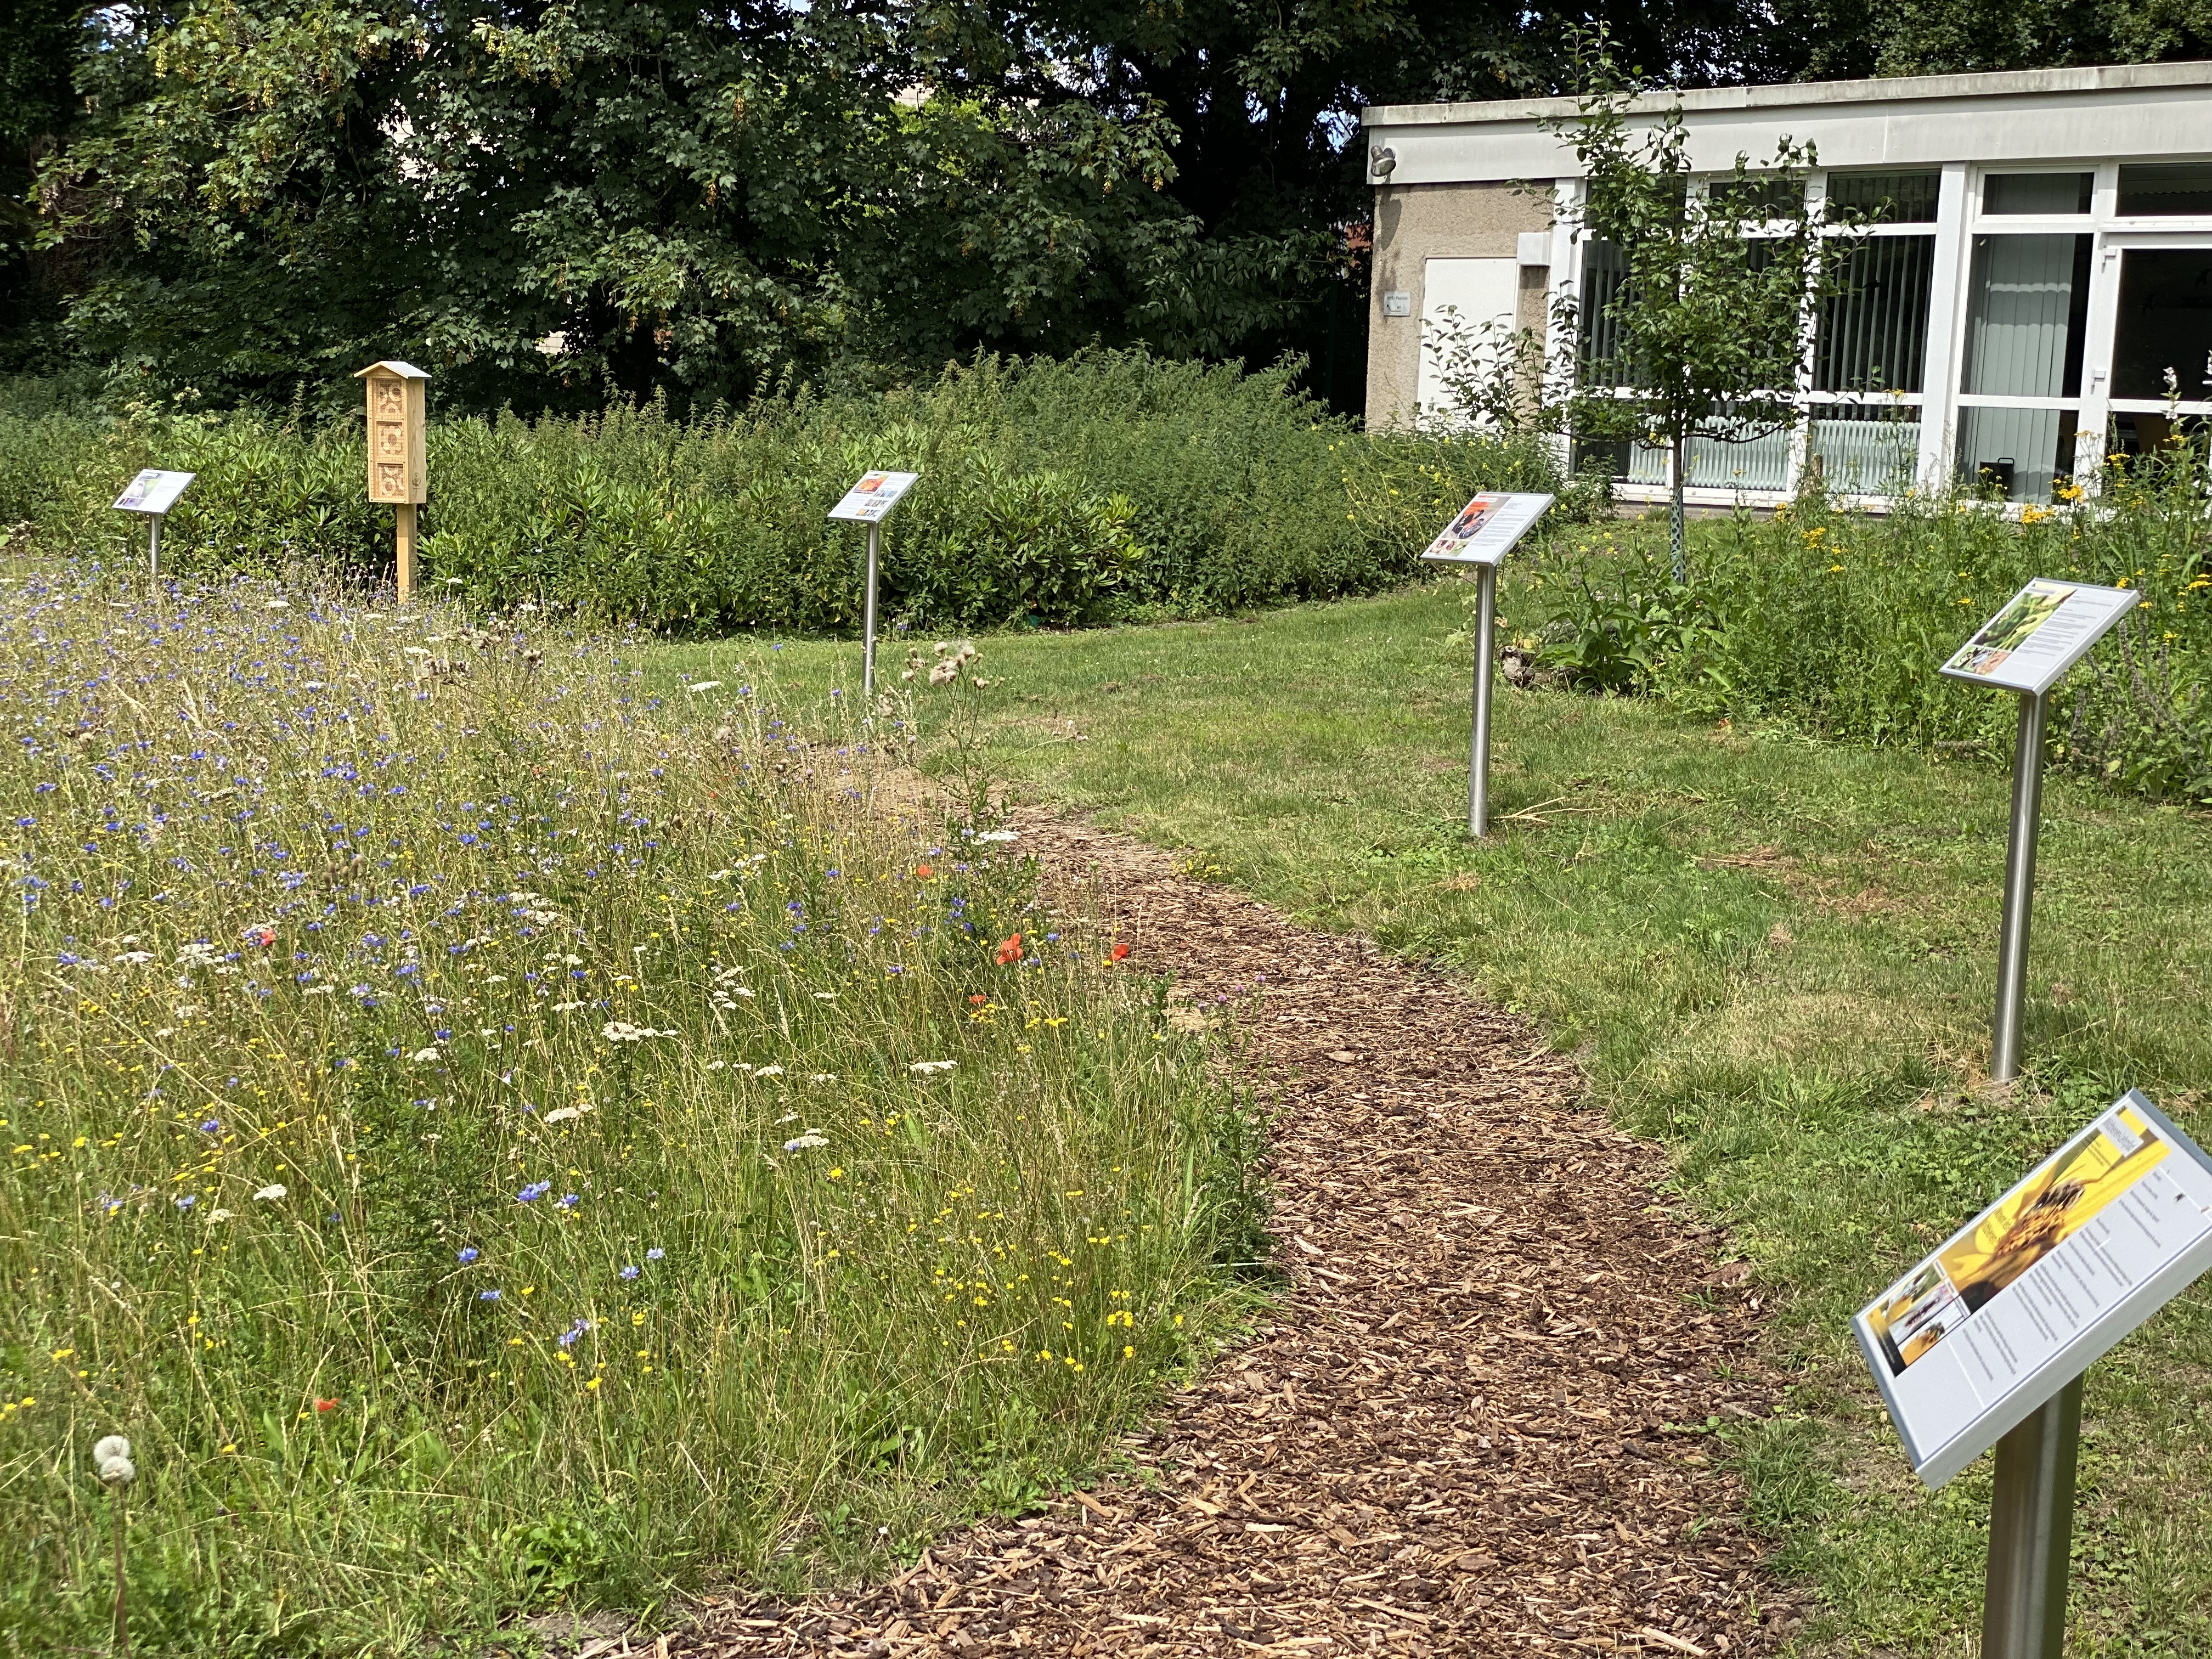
[1428,51,1862,575]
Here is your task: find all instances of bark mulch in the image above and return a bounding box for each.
[673,813,1803,1658]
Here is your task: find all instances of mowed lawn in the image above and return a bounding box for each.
[647,579,2212,1658]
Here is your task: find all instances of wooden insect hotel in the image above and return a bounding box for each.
[356,359,430,600]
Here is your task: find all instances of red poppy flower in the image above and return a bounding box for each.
[968,994,988,1006]
[244,926,275,948]
[314,1398,340,1413]
[1109,942,1131,963]
[915,863,934,878]
[995,933,1022,966]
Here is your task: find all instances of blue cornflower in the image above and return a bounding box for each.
[557,1193,579,1209]
[457,1246,479,1263]
[199,1118,220,1133]
[645,1247,665,1261]
[479,1289,501,1301]
[175,1194,197,1210]
[517,1180,552,1203]
[619,1265,640,1280]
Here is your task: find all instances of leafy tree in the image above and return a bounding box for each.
[33,1,1204,410]
[1771,0,2212,78]
[0,0,92,364]
[1430,48,1860,573]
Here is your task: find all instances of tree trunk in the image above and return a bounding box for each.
[1670,432,1687,583]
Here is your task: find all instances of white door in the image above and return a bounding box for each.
[1417,256,1521,424]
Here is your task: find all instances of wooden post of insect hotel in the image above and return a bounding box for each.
[355,360,430,602]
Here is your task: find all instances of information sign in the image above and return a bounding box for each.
[1855,1090,2212,1489]
[112,470,195,516]
[827,470,919,524]
[1940,578,2138,696]
[1419,491,1555,566]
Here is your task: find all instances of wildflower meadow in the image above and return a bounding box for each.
[0,566,1263,1652]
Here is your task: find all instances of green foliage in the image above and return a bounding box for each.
[1516,443,2212,803]
[0,570,1261,1652]
[0,352,1568,631]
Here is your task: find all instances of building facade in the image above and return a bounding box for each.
[1361,63,2212,506]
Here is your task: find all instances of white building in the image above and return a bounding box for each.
[1360,62,2212,506]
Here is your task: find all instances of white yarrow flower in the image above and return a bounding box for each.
[783,1132,828,1151]
[410,1047,441,1063]
[909,1060,956,1075]
[253,1184,287,1201]
[686,680,722,693]
[977,829,1019,843]
[753,1064,785,1077]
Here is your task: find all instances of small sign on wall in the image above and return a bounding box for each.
[1381,290,1412,318]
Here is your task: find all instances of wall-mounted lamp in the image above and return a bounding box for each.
[1369,145,1397,179]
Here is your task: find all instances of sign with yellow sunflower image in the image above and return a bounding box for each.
[1855,1090,2212,1487]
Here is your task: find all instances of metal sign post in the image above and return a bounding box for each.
[862,521,882,698]
[1982,1374,2082,1659]
[1416,490,1553,839]
[1990,689,2050,1085]
[826,470,919,703]
[111,470,196,582]
[1467,561,1499,837]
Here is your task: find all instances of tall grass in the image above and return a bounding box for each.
[0,353,1568,634]
[0,563,1262,1654]
[1515,442,2212,804]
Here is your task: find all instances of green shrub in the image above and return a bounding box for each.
[0,353,1569,631]
[1513,441,2212,803]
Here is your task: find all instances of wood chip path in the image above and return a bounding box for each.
[675,814,1801,1658]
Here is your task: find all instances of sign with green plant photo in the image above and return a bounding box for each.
[1941,578,2140,696]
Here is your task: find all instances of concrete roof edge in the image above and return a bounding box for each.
[1360,59,2212,128]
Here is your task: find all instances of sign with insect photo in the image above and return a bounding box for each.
[827,470,920,524]
[1854,1090,2212,1488]
[1418,490,1554,566]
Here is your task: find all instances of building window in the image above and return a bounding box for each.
[1957,408,2078,501]
[1962,235,2092,398]
[1956,233,2091,502]
[1809,414,1920,494]
[1686,422,1792,490]
[2111,248,2212,402]
[1577,238,1630,385]
[2117,162,2212,218]
[1826,171,1940,224]
[1983,172,2094,216]
[1815,235,1936,392]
